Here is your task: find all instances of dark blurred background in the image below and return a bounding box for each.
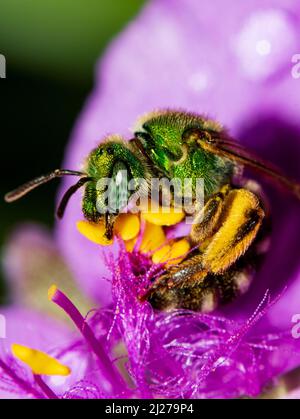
[0,0,145,302]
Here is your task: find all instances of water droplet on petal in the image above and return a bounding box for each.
[234,9,298,81]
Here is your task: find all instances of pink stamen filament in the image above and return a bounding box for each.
[50,287,125,394]
[34,375,58,399]
[0,358,44,399]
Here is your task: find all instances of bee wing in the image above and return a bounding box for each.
[209,135,300,200]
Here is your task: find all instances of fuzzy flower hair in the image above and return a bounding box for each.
[1,239,300,399]
[1,0,300,399]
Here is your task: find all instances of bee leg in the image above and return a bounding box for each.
[190,184,230,244]
[149,259,256,312]
[149,224,270,311]
[144,187,265,301]
[199,187,265,275]
[142,253,205,298]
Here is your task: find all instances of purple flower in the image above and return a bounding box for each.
[57,0,300,329]
[1,240,300,399]
[2,0,300,399]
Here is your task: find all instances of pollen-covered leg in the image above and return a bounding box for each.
[142,253,205,300]
[148,226,270,312]
[200,188,265,274]
[190,184,230,244]
[144,187,265,306]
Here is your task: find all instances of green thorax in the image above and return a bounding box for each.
[136,110,235,198]
[172,146,234,197]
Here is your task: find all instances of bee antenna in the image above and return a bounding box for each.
[4,169,86,203]
[57,177,92,219]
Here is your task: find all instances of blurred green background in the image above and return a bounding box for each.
[0,0,146,303]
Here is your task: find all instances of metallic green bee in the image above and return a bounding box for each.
[5,110,300,311]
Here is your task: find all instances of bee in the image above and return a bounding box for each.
[5,110,300,311]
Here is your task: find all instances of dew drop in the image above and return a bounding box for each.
[234,9,298,81]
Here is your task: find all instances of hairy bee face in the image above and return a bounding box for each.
[82,138,126,226]
[82,136,152,235]
[87,140,121,180]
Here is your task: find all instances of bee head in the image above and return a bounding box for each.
[83,135,151,239]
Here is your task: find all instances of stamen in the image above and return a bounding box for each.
[124,237,137,252]
[11,344,71,376]
[139,222,166,253]
[152,239,191,267]
[76,220,113,245]
[77,214,140,246]
[48,285,124,393]
[114,213,140,241]
[141,206,185,226]
[152,244,172,264]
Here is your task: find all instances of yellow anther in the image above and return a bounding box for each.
[152,239,190,266]
[11,344,71,376]
[76,220,113,245]
[114,213,140,241]
[165,239,190,267]
[141,206,185,226]
[124,237,137,252]
[152,244,172,264]
[139,222,166,253]
[47,284,58,301]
